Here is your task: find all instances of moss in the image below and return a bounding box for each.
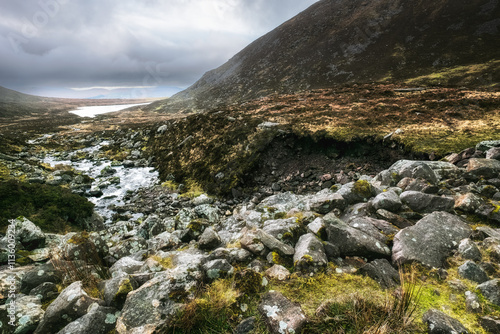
[151,255,174,269]
[353,179,373,199]
[273,212,287,219]
[68,231,90,245]
[161,180,178,192]
[41,297,57,311]
[114,279,133,305]
[234,270,264,295]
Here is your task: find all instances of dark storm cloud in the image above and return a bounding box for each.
[0,0,318,95]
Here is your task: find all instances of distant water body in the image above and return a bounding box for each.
[69,102,151,118]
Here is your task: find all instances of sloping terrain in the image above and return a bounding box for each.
[149,0,500,113]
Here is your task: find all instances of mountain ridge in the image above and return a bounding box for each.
[149,0,500,113]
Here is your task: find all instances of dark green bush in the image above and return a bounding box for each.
[0,179,94,233]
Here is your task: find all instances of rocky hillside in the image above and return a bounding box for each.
[148,0,500,113]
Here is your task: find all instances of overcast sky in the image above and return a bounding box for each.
[0,0,318,98]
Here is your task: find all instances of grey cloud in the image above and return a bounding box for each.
[0,0,318,96]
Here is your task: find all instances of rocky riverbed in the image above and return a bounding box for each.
[1,124,500,333]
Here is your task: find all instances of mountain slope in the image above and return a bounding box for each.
[152,0,500,112]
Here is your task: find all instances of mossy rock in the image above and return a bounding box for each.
[234,269,264,295]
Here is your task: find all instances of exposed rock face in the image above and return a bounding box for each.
[392,212,472,268]
[148,0,500,112]
[400,191,455,213]
[258,291,307,334]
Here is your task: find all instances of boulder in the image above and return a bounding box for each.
[256,192,308,213]
[11,217,46,250]
[455,193,484,213]
[194,204,220,224]
[56,303,120,334]
[293,233,327,271]
[20,263,61,294]
[29,282,59,303]
[400,191,454,213]
[0,295,44,334]
[371,190,402,212]
[100,272,137,309]
[258,291,307,334]
[202,259,234,280]
[263,218,302,244]
[392,212,472,268]
[376,209,413,229]
[466,158,500,180]
[265,264,290,281]
[337,180,376,204]
[476,140,500,152]
[324,215,390,259]
[486,147,500,160]
[457,239,482,262]
[234,316,256,334]
[458,261,489,283]
[358,259,400,289]
[147,231,181,252]
[307,217,327,239]
[108,237,148,260]
[34,281,103,334]
[478,279,500,306]
[422,309,469,334]
[109,257,144,275]
[198,227,222,250]
[387,160,439,184]
[348,217,388,244]
[307,189,346,214]
[480,316,500,333]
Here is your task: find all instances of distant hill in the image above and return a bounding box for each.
[151,0,500,113]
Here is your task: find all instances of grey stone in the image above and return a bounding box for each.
[422,309,469,334]
[480,316,500,334]
[11,217,46,250]
[108,237,148,260]
[109,256,144,275]
[257,229,295,256]
[387,160,439,184]
[476,140,500,152]
[458,239,482,262]
[349,217,388,244]
[262,218,301,244]
[324,215,390,258]
[0,295,44,334]
[147,231,181,252]
[376,209,413,229]
[20,263,61,294]
[400,191,454,213]
[458,261,489,283]
[293,233,327,271]
[455,193,484,213]
[372,190,402,212]
[486,147,500,160]
[29,282,59,303]
[100,272,138,309]
[256,192,308,213]
[392,212,472,268]
[359,259,400,289]
[307,189,346,214]
[56,303,119,334]
[34,281,103,334]
[235,316,256,334]
[465,291,482,313]
[265,264,290,281]
[466,158,500,180]
[337,180,376,204]
[258,291,307,334]
[198,227,222,250]
[203,259,234,280]
[478,279,500,306]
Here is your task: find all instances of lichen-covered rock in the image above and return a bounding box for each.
[478,279,500,306]
[457,239,482,262]
[375,209,413,229]
[20,263,61,294]
[262,218,302,244]
[198,227,222,250]
[240,227,267,256]
[147,231,181,252]
[371,190,402,212]
[455,193,484,213]
[466,158,500,180]
[258,291,307,334]
[202,259,234,280]
[465,291,482,313]
[480,316,500,333]
[477,140,500,152]
[108,237,148,260]
[194,204,220,224]
[486,147,500,160]
[56,303,120,334]
[207,247,253,264]
[458,261,489,283]
[337,180,376,204]
[265,264,290,281]
[116,265,201,334]
[100,272,137,309]
[387,160,439,184]
[400,191,454,213]
[422,309,469,334]
[34,281,103,334]
[0,295,44,334]
[306,189,346,214]
[11,217,46,251]
[392,212,472,268]
[293,233,327,271]
[348,217,388,244]
[256,192,308,213]
[29,282,59,303]
[358,259,400,289]
[110,257,144,275]
[324,215,390,258]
